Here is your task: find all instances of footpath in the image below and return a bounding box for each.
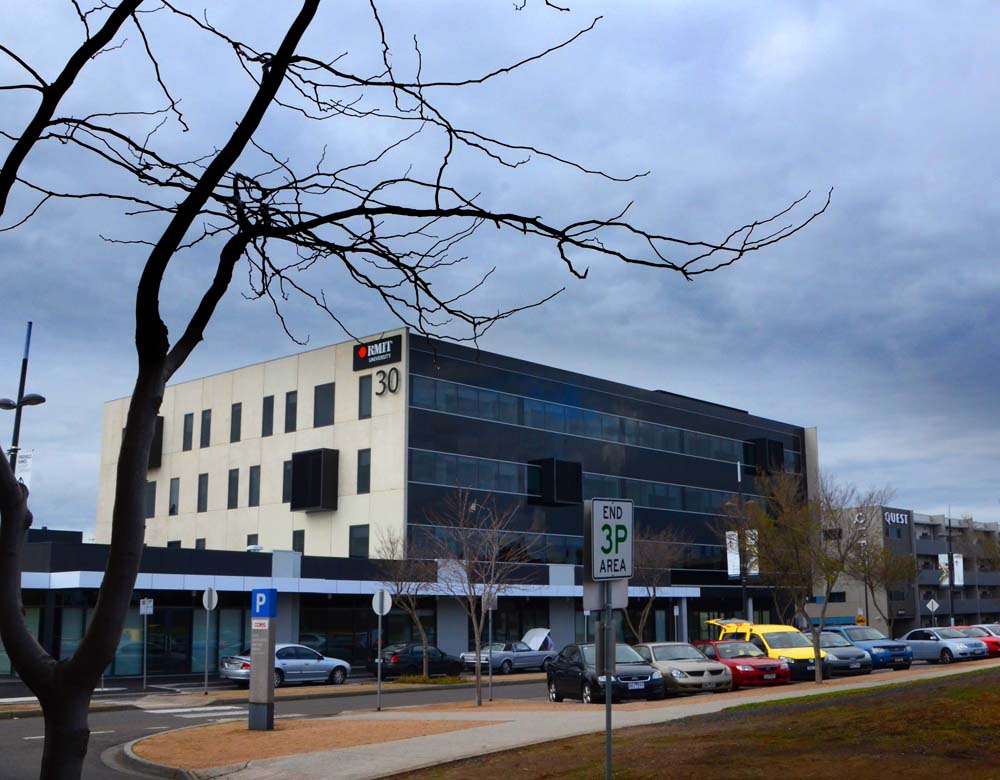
[122,657,1000,780]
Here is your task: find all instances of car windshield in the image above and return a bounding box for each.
[936,629,965,639]
[581,644,646,665]
[958,627,988,637]
[765,632,813,649]
[716,642,764,659]
[844,627,886,641]
[980,625,1000,636]
[819,633,851,648]
[651,645,707,662]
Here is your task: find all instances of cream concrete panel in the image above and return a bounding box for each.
[366,489,407,559]
[302,510,335,556]
[297,347,337,431]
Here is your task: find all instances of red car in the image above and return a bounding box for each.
[692,640,792,689]
[955,626,1000,656]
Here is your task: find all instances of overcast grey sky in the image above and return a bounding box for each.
[1,1,997,534]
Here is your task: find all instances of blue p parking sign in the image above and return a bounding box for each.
[251,588,278,618]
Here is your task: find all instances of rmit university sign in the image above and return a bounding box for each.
[882,507,911,526]
[353,334,402,371]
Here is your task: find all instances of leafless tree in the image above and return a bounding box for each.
[428,490,532,706]
[847,540,918,638]
[623,528,690,642]
[0,2,828,774]
[374,527,436,678]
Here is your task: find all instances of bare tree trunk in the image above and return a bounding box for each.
[472,613,482,706]
[38,687,92,780]
[416,620,430,679]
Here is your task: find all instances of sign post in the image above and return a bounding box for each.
[585,498,633,780]
[139,598,153,691]
[249,589,277,731]
[926,597,940,627]
[202,588,218,695]
[372,589,392,712]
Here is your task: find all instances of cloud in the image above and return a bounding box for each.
[1,1,997,532]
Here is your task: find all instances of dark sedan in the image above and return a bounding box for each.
[365,643,463,677]
[817,632,873,675]
[546,643,665,704]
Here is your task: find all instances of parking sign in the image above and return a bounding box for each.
[590,498,633,581]
[251,588,278,618]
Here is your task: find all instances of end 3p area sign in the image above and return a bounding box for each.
[589,498,634,580]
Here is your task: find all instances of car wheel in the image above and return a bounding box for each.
[328,666,347,685]
[500,660,513,675]
[581,682,595,705]
[273,669,284,689]
[940,649,954,665]
[548,680,563,702]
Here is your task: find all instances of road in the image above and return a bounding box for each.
[1,679,545,780]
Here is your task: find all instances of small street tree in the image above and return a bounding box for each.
[374,527,436,679]
[0,3,827,774]
[623,528,690,642]
[428,491,530,706]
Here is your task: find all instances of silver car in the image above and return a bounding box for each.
[460,629,556,674]
[633,642,733,694]
[220,643,352,688]
[897,628,989,664]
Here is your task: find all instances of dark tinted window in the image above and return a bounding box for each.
[166,540,181,549]
[314,383,335,427]
[284,391,298,433]
[195,538,206,550]
[182,413,193,451]
[144,481,156,519]
[247,533,258,547]
[197,473,209,513]
[349,525,369,559]
[276,647,295,660]
[358,375,372,419]
[230,402,242,443]
[168,478,179,516]
[357,449,371,494]
[262,395,274,437]
[227,468,239,509]
[292,529,305,553]
[249,465,261,507]
[200,409,211,448]
[282,460,292,503]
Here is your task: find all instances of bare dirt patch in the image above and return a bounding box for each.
[133,717,502,771]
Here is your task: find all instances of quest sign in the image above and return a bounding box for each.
[882,507,912,526]
[353,334,402,371]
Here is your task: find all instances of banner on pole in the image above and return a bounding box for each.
[15,450,32,491]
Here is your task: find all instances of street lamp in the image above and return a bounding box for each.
[2,322,45,475]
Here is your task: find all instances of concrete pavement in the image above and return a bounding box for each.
[123,657,1000,780]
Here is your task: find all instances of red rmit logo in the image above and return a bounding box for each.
[358,345,367,359]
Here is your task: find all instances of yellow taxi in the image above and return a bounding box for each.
[706,619,828,680]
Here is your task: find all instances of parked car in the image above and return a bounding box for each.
[972,623,1000,637]
[820,625,912,670]
[364,643,463,677]
[546,643,665,703]
[219,643,351,688]
[897,628,989,663]
[707,620,828,680]
[460,628,556,673]
[633,642,733,695]
[954,626,1000,656]
[692,640,791,689]
[815,632,873,675]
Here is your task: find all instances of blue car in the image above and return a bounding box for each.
[822,626,912,670]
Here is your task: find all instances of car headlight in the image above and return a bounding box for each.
[871,647,887,654]
[651,670,663,679]
[735,665,754,672]
[778,662,789,670]
[670,669,686,678]
[778,656,794,663]
[597,675,615,683]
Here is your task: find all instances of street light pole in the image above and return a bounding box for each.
[9,322,33,474]
[947,510,955,627]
